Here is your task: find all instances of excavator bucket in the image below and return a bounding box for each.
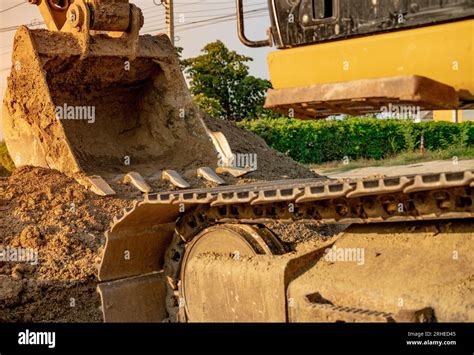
[2,1,226,195]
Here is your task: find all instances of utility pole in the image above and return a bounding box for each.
[165,0,175,46]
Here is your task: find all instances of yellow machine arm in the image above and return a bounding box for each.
[27,0,142,34]
[28,0,70,31]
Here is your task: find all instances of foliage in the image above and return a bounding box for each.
[182,41,272,121]
[193,93,225,118]
[240,118,474,164]
[0,141,15,175]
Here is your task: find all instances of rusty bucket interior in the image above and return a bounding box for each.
[2,28,218,189]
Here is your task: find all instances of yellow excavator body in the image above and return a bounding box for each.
[265,20,474,118]
[267,19,474,95]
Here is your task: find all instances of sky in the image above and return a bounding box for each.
[0,0,273,139]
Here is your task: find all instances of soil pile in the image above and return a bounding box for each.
[0,117,321,322]
[0,167,131,322]
[204,116,317,181]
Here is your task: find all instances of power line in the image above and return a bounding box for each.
[0,1,265,33]
[178,10,265,19]
[142,12,268,33]
[0,1,25,13]
[143,1,266,22]
[0,1,269,49]
[141,0,243,12]
[0,21,45,33]
[176,13,267,33]
[143,1,266,18]
[174,2,266,13]
[144,12,267,34]
[144,6,267,33]
[176,0,250,6]
[142,10,262,30]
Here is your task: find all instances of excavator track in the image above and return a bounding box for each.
[140,170,473,230]
[5,0,473,326]
[98,169,474,322]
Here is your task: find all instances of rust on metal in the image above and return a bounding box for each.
[265,75,459,119]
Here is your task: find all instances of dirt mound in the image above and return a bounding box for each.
[0,117,319,322]
[204,116,317,181]
[0,167,132,322]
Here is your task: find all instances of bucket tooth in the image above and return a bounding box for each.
[216,166,252,178]
[162,170,191,189]
[206,131,234,167]
[77,176,116,196]
[123,172,152,193]
[206,131,257,178]
[197,167,226,185]
[2,26,220,195]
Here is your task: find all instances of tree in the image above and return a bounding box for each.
[193,93,225,118]
[182,41,272,121]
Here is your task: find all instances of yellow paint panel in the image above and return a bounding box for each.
[433,110,457,122]
[268,20,474,100]
[433,109,474,122]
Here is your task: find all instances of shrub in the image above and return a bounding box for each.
[0,140,15,175]
[240,118,473,164]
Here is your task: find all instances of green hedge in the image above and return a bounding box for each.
[0,140,15,174]
[240,118,474,164]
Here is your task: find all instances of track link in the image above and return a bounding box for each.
[157,170,474,321]
[98,170,473,322]
[146,171,473,233]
